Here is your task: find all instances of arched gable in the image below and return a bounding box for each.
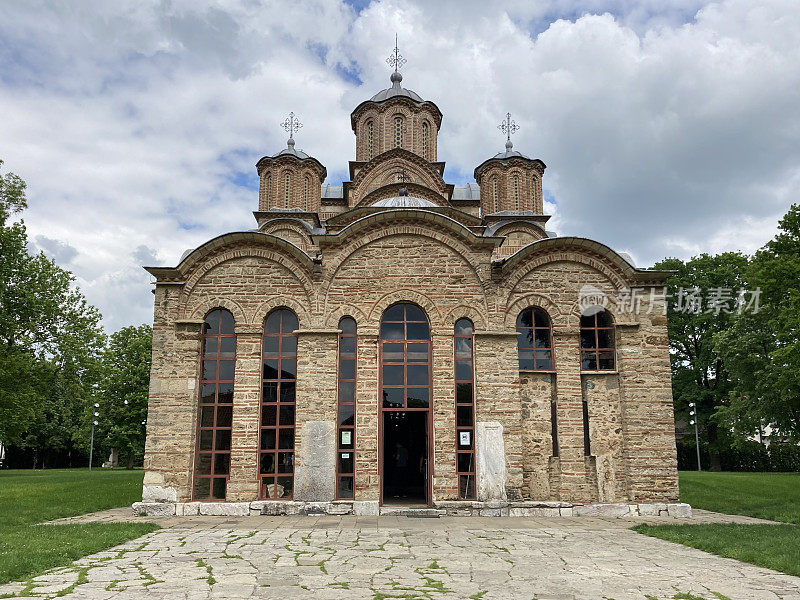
[348,148,449,206]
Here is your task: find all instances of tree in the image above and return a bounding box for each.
[653,252,750,469]
[715,204,800,442]
[0,159,105,454]
[95,325,152,468]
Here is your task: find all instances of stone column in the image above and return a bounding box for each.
[226,323,262,501]
[355,331,380,501]
[551,325,591,502]
[617,314,679,502]
[142,284,203,502]
[473,330,523,501]
[431,330,456,501]
[293,329,339,502]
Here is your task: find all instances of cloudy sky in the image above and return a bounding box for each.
[1,0,798,331]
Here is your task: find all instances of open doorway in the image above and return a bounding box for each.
[382,411,428,505]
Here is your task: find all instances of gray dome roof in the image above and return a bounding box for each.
[369,72,423,103]
[491,139,530,160]
[373,195,437,208]
[272,138,310,159]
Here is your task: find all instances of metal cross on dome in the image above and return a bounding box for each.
[498,112,519,142]
[281,112,303,139]
[386,34,407,72]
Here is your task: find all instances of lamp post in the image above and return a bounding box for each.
[689,402,701,471]
[89,402,100,472]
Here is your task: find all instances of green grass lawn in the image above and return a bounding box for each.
[0,469,158,585]
[635,471,800,578]
[678,470,800,524]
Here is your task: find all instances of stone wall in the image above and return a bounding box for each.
[144,215,678,506]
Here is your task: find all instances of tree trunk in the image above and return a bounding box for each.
[126,453,135,469]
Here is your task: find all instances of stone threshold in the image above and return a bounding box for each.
[132,500,692,518]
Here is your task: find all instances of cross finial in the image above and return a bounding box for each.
[281,112,303,140]
[397,169,410,184]
[386,33,406,73]
[497,112,519,143]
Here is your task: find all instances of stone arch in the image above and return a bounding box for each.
[186,297,248,326]
[503,238,633,292]
[505,293,563,329]
[369,289,442,328]
[181,241,315,304]
[259,220,314,253]
[443,304,487,331]
[253,296,312,329]
[323,304,369,329]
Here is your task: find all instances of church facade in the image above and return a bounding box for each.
[139,57,683,517]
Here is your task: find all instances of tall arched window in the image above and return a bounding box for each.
[394,116,403,148]
[303,175,310,211]
[194,308,235,500]
[513,174,520,210]
[337,317,357,499]
[265,173,272,207]
[580,310,615,370]
[492,178,498,213]
[367,120,374,159]
[516,307,554,370]
[454,318,476,500]
[284,172,291,208]
[260,308,298,499]
[422,122,429,159]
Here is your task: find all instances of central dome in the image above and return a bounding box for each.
[373,195,438,208]
[369,71,423,103]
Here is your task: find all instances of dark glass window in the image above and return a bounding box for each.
[260,309,297,499]
[517,307,554,371]
[454,318,476,500]
[336,317,357,499]
[580,310,616,371]
[193,308,235,500]
[380,304,431,410]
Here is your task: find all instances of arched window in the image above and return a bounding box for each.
[284,172,291,208]
[265,173,272,207]
[454,318,476,500]
[513,174,520,211]
[303,175,310,211]
[394,116,403,148]
[580,310,616,370]
[260,308,298,499]
[516,307,554,370]
[194,308,235,500]
[367,120,374,159]
[422,122,429,159]
[492,178,498,213]
[337,317,357,499]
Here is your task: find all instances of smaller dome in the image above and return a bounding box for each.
[373,196,438,208]
[273,137,310,159]
[491,140,530,161]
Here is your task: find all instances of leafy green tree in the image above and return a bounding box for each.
[95,325,152,468]
[715,204,800,442]
[0,159,105,453]
[654,252,749,469]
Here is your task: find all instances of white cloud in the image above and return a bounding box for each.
[1,0,798,330]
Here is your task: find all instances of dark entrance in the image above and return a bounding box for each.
[379,302,433,505]
[382,411,428,504]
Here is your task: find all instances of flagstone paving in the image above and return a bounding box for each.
[2,513,798,600]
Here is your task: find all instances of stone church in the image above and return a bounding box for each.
[139,49,685,517]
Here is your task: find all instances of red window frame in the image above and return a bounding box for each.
[579,310,616,371]
[259,308,297,499]
[193,308,235,500]
[336,317,357,499]
[454,318,476,500]
[516,307,554,371]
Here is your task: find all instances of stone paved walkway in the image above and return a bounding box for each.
[2,512,798,600]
